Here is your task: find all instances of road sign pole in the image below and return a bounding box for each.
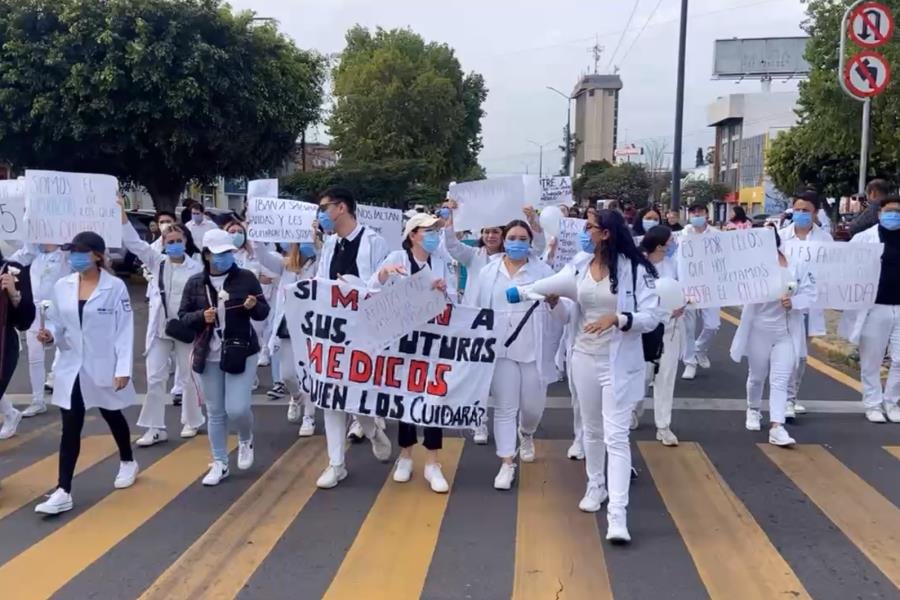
[859,98,871,194]
[671,0,689,211]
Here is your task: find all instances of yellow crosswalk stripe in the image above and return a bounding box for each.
[885,446,900,461]
[513,439,613,600]
[138,437,327,600]
[0,435,120,522]
[322,437,464,600]
[761,444,900,588]
[0,436,228,599]
[640,442,811,600]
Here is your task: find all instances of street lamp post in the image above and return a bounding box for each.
[546,86,572,177]
[671,0,689,211]
[527,140,544,177]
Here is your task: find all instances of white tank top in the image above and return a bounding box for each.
[574,269,618,355]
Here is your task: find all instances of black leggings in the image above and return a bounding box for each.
[58,377,133,493]
[397,422,442,451]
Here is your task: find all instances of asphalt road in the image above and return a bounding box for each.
[0,279,897,600]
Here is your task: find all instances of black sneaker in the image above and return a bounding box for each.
[172,394,183,407]
[267,382,287,400]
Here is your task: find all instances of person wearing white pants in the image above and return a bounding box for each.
[118,211,206,444]
[640,226,685,446]
[532,209,660,544]
[730,224,817,446]
[781,190,833,419]
[838,196,900,423]
[678,203,721,380]
[468,218,563,491]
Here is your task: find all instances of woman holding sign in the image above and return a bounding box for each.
[370,213,453,493]
[729,224,816,446]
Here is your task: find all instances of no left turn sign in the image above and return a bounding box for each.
[849,2,894,48]
[844,51,891,98]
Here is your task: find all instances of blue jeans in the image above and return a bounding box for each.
[199,355,257,463]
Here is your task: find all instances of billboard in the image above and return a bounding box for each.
[713,37,810,79]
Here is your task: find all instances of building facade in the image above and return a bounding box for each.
[572,74,622,173]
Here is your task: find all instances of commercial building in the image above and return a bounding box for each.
[572,74,622,173]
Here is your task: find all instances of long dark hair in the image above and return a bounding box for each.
[632,207,662,236]
[639,225,673,254]
[731,205,749,223]
[502,219,534,241]
[592,209,658,293]
[162,224,200,257]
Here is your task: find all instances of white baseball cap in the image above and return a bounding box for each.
[403,213,440,239]
[203,228,237,254]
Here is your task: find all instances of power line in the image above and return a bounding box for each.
[607,0,641,71]
[617,0,666,67]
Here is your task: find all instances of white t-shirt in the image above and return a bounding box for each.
[208,274,228,362]
[488,260,540,364]
[754,266,791,333]
[158,259,195,338]
[574,270,618,355]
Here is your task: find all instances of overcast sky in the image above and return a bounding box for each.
[230,0,807,177]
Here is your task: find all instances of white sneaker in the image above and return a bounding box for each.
[656,428,679,446]
[697,354,711,369]
[180,425,199,439]
[681,364,697,380]
[630,410,640,431]
[793,401,807,414]
[35,488,73,515]
[0,409,23,439]
[251,375,259,392]
[865,408,887,423]
[567,440,585,460]
[114,460,139,489]
[298,416,315,437]
[578,484,609,512]
[347,419,365,441]
[884,402,900,423]
[267,382,287,399]
[286,398,301,423]
[257,352,271,367]
[393,456,414,483]
[519,433,536,463]
[136,428,168,447]
[473,424,489,445]
[606,512,631,544]
[785,401,797,421]
[22,402,47,418]
[202,461,230,486]
[370,428,392,462]
[745,409,762,431]
[493,463,517,490]
[316,464,348,489]
[768,425,796,447]
[424,463,449,493]
[237,439,254,470]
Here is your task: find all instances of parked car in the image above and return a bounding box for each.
[110,210,156,276]
[205,207,240,228]
[750,213,771,228]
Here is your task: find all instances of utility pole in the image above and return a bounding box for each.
[671,0,689,210]
[528,139,548,177]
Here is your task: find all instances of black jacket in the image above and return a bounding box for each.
[2,261,36,333]
[178,265,270,357]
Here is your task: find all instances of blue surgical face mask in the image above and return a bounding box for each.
[690,216,707,228]
[504,239,531,260]
[231,232,245,248]
[211,252,235,272]
[69,252,94,273]
[437,208,451,219]
[792,211,813,228]
[642,219,659,232]
[299,242,317,259]
[665,242,678,258]
[191,213,203,224]
[880,212,900,231]
[421,231,441,254]
[317,210,335,233]
[166,242,186,258]
[579,231,596,254]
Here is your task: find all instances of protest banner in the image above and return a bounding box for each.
[551,217,587,271]
[246,197,317,243]
[247,178,278,201]
[539,176,574,208]
[356,267,449,350]
[782,240,883,309]
[285,278,497,428]
[448,176,539,232]
[677,228,781,308]
[357,204,402,249]
[24,170,121,247]
[0,179,26,241]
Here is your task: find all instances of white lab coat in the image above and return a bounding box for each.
[729,258,817,366]
[780,223,833,336]
[368,249,458,302]
[45,270,137,410]
[838,224,882,344]
[186,219,218,247]
[8,245,72,303]
[316,225,390,282]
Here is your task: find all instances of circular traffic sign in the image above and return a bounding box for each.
[849,2,894,48]
[844,50,891,97]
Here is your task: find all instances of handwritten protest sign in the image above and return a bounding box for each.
[677,228,781,308]
[448,176,539,232]
[357,204,402,250]
[356,267,449,350]
[246,197,317,243]
[551,217,587,271]
[0,179,26,241]
[247,178,278,201]
[285,278,497,428]
[24,170,121,247]
[782,240,883,309]
[539,176,574,208]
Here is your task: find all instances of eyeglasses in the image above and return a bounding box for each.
[584,223,601,232]
[318,201,339,211]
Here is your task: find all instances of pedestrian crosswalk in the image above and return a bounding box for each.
[0,413,897,600]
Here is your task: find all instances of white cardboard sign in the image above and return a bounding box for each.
[448,176,538,232]
[247,178,278,201]
[539,176,574,208]
[246,197,318,243]
[782,240,883,309]
[0,179,26,241]
[357,204,402,250]
[551,217,587,271]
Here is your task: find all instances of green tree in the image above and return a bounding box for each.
[695,147,704,167]
[767,0,900,197]
[328,26,487,184]
[0,0,325,211]
[682,180,731,204]
[572,159,612,198]
[580,163,651,206]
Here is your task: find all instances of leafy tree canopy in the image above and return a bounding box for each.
[579,163,651,206]
[682,180,731,204]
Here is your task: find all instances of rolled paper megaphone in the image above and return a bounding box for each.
[505,268,578,304]
[655,277,686,312]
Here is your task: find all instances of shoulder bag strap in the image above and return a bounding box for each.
[158,261,169,320]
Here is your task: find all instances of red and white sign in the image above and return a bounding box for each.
[614,144,643,157]
[849,2,894,48]
[844,51,891,98]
